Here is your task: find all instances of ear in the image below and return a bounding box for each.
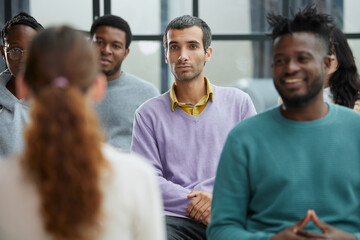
[205,46,212,63]
[123,48,130,60]
[91,73,107,103]
[323,55,331,74]
[164,49,169,64]
[15,74,31,100]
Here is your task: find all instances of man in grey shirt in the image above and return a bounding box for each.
[91,15,159,152]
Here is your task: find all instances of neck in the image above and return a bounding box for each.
[107,70,122,82]
[324,74,331,88]
[6,75,18,98]
[174,76,206,105]
[280,94,328,121]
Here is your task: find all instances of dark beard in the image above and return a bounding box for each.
[103,61,122,77]
[276,78,324,108]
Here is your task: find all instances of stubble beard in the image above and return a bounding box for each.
[103,61,122,78]
[276,75,324,108]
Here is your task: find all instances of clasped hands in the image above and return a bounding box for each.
[271,209,356,240]
[186,190,212,226]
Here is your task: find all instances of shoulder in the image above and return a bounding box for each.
[212,85,252,103]
[212,84,249,97]
[331,103,360,121]
[136,91,170,115]
[122,71,159,93]
[228,107,276,135]
[102,144,156,179]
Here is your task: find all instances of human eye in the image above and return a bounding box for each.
[112,44,121,49]
[274,58,285,65]
[170,45,178,50]
[189,44,198,49]
[9,48,22,54]
[298,56,310,63]
[94,40,104,46]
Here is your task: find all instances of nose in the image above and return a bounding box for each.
[285,59,300,74]
[178,48,189,62]
[101,43,112,55]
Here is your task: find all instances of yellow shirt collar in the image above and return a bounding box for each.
[169,77,213,112]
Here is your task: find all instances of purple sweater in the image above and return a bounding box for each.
[131,85,256,218]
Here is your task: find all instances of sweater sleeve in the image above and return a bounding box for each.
[241,93,257,120]
[207,133,272,240]
[131,111,191,216]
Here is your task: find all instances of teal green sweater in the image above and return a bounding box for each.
[208,103,360,240]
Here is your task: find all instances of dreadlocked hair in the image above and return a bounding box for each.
[267,3,334,55]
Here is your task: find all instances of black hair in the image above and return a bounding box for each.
[1,12,44,45]
[329,27,360,108]
[163,15,211,53]
[90,14,132,49]
[267,3,334,55]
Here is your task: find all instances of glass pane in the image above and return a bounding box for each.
[348,39,360,75]
[204,40,278,113]
[29,0,92,31]
[111,0,161,35]
[167,0,192,22]
[111,0,192,35]
[344,0,360,33]
[199,0,282,34]
[287,0,343,29]
[0,1,5,72]
[121,41,161,91]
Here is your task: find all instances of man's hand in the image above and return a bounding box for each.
[186,190,212,226]
[271,210,356,240]
[270,210,313,240]
[296,210,356,240]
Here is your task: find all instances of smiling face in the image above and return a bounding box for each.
[165,26,212,83]
[0,25,37,77]
[92,25,129,81]
[272,32,330,108]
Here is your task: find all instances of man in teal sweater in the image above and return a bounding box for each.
[208,4,360,240]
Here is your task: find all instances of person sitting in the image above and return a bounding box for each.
[0,26,165,240]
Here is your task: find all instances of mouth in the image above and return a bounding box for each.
[177,65,191,70]
[100,58,111,65]
[284,78,303,83]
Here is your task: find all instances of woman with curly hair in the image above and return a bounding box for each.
[0,26,165,240]
[324,27,360,111]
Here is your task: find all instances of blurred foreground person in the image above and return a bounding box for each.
[0,26,165,240]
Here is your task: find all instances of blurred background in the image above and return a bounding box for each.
[0,0,359,112]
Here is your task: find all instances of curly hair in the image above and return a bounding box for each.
[90,14,132,49]
[267,3,334,55]
[1,12,43,45]
[328,27,360,108]
[22,26,108,240]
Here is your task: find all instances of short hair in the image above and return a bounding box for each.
[163,15,212,52]
[90,14,132,49]
[1,12,44,45]
[267,3,334,55]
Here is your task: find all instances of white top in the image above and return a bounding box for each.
[323,87,333,103]
[0,144,166,240]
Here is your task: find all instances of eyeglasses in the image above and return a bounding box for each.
[5,48,26,61]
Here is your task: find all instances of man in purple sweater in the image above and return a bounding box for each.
[131,15,256,240]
